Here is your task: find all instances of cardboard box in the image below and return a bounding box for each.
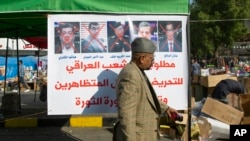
[201,97,244,125]
[244,78,250,93]
[191,97,195,109]
[192,75,200,84]
[199,76,206,87]
[241,117,250,124]
[239,94,250,124]
[227,93,240,109]
[199,74,237,87]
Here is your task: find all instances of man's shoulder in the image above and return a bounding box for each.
[119,68,137,80]
[123,63,141,74]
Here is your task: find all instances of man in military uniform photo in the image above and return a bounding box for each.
[108,21,131,52]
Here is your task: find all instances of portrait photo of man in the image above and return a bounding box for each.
[107,21,131,52]
[133,21,158,50]
[81,22,107,53]
[158,21,182,52]
[54,22,80,54]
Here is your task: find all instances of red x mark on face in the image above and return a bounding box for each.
[109,23,131,51]
[159,23,180,50]
[82,23,106,51]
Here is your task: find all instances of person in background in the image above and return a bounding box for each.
[191,58,201,76]
[211,79,245,104]
[55,22,80,54]
[38,71,47,102]
[113,37,178,141]
[228,58,235,73]
[81,22,107,53]
[199,59,207,69]
[108,22,130,52]
[13,60,30,93]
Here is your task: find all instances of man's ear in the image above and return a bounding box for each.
[139,55,146,64]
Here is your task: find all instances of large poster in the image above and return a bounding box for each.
[48,15,188,115]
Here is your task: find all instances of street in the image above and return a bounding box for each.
[0,127,82,141]
[0,127,175,141]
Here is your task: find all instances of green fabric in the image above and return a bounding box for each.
[0,0,189,14]
[0,0,189,38]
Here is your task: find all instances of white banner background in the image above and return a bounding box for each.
[48,15,188,115]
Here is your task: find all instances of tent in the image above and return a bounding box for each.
[0,0,191,139]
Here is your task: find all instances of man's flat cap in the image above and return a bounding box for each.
[131,38,156,53]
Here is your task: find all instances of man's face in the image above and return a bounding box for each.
[90,25,100,38]
[142,53,155,70]
[114,25,124,38]
[138,26,151,40]
[60,27,75,46]
[166,24,174,40]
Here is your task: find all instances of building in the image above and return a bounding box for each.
[232,20,250,56]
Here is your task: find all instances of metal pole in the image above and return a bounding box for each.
[16,32,22,113]
[187,14,192,141]
[34,46,40,102]
[12,39,14,57]
[3,38,9,96]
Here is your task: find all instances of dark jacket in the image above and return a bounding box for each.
[211,79,245,103]
[158,36,182,52]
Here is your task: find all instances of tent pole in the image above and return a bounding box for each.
[16,32,22,113]
[187,14,192,141]
[3,38,9,96]
[34,46,40,102]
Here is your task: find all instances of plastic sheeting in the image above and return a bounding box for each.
[0,56,37,80]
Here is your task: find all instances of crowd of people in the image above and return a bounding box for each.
[191,56,250,77]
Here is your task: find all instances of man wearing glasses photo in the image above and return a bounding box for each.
[54,22,80,54]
